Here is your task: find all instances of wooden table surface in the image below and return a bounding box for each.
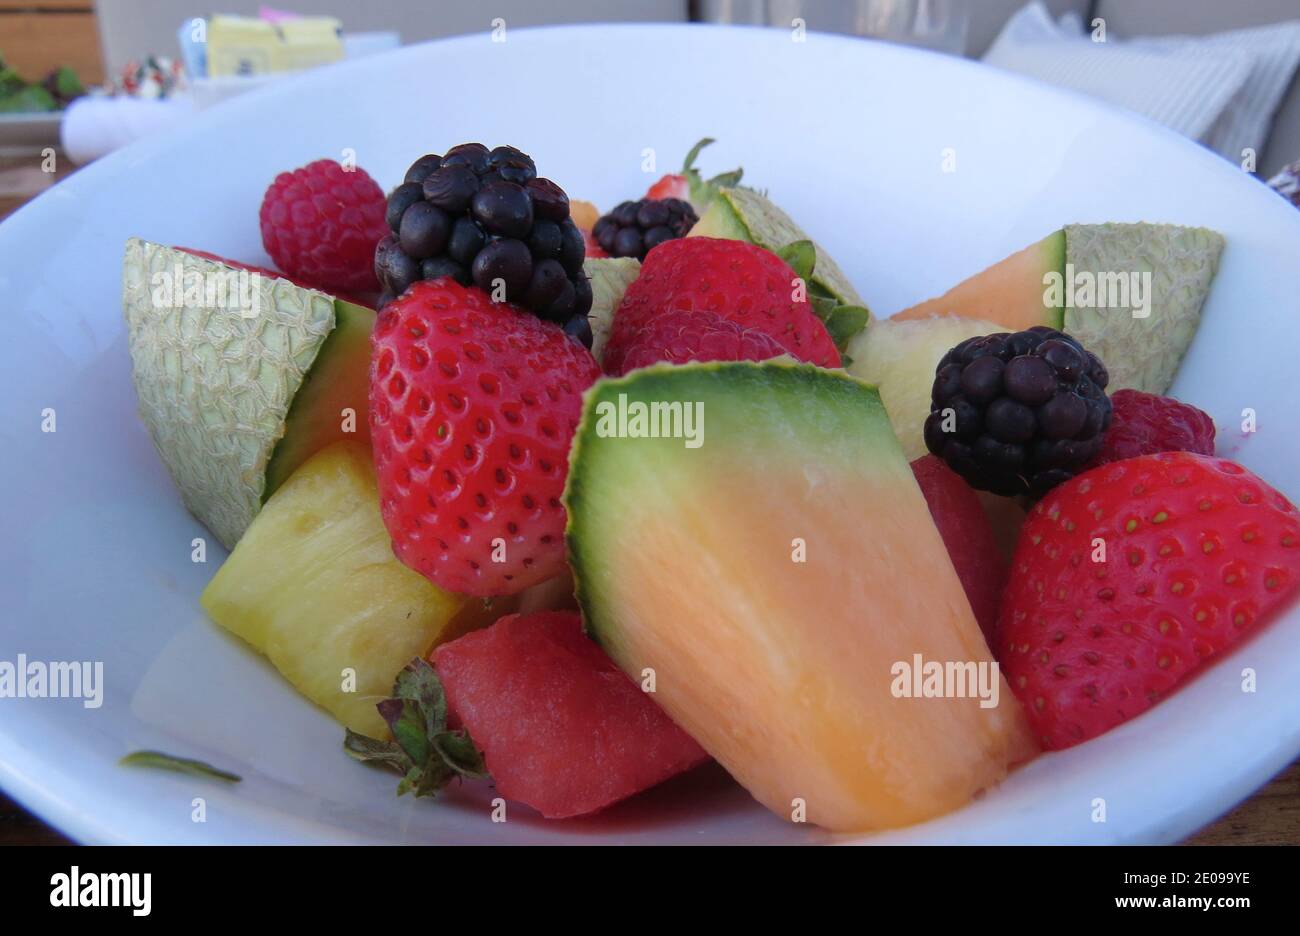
[1,153,1297,847]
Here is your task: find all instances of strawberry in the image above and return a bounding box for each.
[643,137,741,207]
[369,280,602,597]
[604,306,788,376]
[644,174,688,201]
[605,237,841,369]
[999,452,1300,749]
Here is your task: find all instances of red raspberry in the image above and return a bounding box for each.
[1087,389,1216,469]
[369,280,601,597]
[259,159,388,293]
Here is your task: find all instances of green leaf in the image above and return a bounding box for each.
[707,169,744,189]
[50,66,84,101]
[342,730,411,775]
[120,750,241,783]
[0,84,55,113]
[776,240,816,283]
[433,730,489,779]
[824,305,872,351]
[392,657,448,736]
[344,657,490,801]
[681,137,715,173]
[682,137,743,211]
[809,294,839,324]
[378,697,430,767]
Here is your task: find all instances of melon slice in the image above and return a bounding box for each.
[201,441,474,737]
[123,238,373,548]
[891,224,1224,395]
[565,361,1036,832]
[583,256,640,363]
[845,316,1006,460]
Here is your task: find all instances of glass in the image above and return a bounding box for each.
[697,0,971,56]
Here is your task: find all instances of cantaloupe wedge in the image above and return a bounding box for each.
[565,362,1037,832]
[892,224,1224,395]
[123,238,374,548]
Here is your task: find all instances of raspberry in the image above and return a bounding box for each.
[259,159,389,294]
[1086,389,1216,468]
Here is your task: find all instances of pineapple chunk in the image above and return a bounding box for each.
[201,441,468,736]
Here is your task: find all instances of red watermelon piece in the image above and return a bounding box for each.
[432,610,709,819]
[910,455,1007,648]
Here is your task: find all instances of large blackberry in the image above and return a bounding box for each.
[923,326,1112,497]
[376,143,593,344]
[592,198,698,260]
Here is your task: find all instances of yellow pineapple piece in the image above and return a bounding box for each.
[201,440,468,736]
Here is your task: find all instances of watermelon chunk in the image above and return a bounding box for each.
[911,455,1007,647]
[432,611,709,819]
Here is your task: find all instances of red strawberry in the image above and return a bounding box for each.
[259,158,389,294]
[369,280,601,596]
[605,237,840,369]
[604,307,788,376]
[642,137,740,207]
[999,452,1300,749]
[645,172,688,202]
[911,455,1007,647]
[1086,389,1216,469]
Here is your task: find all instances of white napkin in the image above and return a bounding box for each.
[60,95,196,165]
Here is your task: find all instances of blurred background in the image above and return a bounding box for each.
[3,1,1300,181]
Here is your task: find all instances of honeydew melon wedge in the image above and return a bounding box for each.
[122,238,373,548]
[583,256,640,363]
[846,316,1007,461]
[565,361,1036,832]
[891,223,1225,394]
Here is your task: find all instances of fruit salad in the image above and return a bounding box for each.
[121,138,1300,834]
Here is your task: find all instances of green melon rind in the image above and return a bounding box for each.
[262,298,375,499]
[700,187,867,309]
[1062,223,1224,395]
[1038,229,1068,330]
[583,256,641,364]
[563,360,892,653]
[122,237,336,548]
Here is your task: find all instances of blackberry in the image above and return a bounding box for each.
[377,143,593,345]
[924,326,1112,497]
[592,198,698,260]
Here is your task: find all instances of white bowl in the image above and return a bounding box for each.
[2,24,1299,845]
